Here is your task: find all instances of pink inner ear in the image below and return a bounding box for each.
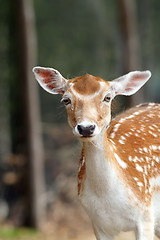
[36,69,58,84]
[127,82,137,88]
[125,87,132,92]
[43,77,54,84]
[35,68,54,77]
[132,75,141,81]
[132,72,149,82]
[47,83,56,89]
[33,67,67,94]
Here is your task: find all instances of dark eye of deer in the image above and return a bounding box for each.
[61,98,71,106]
[103,94,111,103]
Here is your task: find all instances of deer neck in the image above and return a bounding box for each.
[82,129,117,195]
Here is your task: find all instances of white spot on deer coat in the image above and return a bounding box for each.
[136,164,143,172]
[114,153,127,168]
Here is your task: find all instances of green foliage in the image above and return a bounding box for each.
[33,0,118,78]
[32,0,160,124]
[33,0,120,123]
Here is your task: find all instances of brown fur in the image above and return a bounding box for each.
[106,103,160,205]
[69,74,106,95]
[78,148,86,196]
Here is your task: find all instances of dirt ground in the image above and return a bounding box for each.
[41,226,158,240]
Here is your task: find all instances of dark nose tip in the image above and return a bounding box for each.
[77,124,95,137]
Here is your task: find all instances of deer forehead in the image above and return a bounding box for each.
[67,74,110,98]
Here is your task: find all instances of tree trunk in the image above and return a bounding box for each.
[0,9,11,164]
[118,0,144,106]
[16,0,46,229]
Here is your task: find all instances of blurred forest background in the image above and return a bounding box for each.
[0,0,160,239]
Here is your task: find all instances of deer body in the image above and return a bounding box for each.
[79,103,160,239]
[33,67,160,240]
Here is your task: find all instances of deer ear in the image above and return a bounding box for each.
[32,66,67,94]
[110,71,151,96]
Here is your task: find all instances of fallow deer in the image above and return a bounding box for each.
[33,67,160,240]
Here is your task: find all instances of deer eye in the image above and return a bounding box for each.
[103,93,111,103]
[61,98,71,106]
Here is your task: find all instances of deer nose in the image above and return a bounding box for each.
[77,124,96,137]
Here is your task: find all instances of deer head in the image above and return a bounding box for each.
[33,67,151,140]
